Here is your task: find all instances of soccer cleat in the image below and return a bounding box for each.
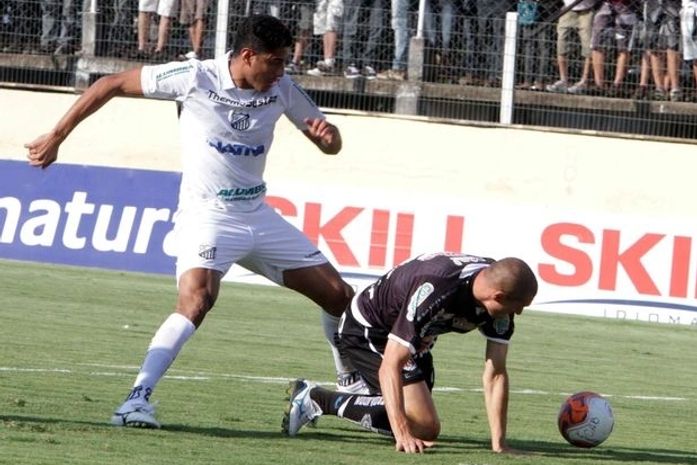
[282,379,322,436]
[336,371,370,395]
[111,399,161,429]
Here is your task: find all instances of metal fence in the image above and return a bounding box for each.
[1,0,696,140]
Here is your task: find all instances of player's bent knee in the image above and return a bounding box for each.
[412,419,441,441]
[176,288,216,325]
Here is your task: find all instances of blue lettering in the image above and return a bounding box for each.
[208,140,265,157]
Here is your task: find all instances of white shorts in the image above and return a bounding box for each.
[173,202,329,285]
[139,0,178,17]
[313,0,343,35]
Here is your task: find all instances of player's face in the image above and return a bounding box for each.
[247,47,288,92]
[485,296,532,319]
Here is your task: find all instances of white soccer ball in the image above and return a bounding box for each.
[558,391,614,448]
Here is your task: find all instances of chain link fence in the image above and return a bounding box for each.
[1,0,696,140]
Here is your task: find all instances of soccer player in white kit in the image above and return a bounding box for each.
[25,14,365,428]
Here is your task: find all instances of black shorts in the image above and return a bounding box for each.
[336,307,435,395]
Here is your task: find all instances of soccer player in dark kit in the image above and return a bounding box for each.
[282,252,538,454]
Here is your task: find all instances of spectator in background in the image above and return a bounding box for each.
[421,0,455,82]
[342,0,384,79]
[133,0,177,60]
[179,0,209,59]
[285,1,314,73]
[681,0,697,101]
[307,0,344,76]
[2,1,42,54]
[377,0,411,81]
[640,0,682,100]
[457,0,479,85]
[517,0,557,90]
[546,0,597,94]
[588,0,638,97]
[105,0,137,58]
[40,0,86,54]
[473,0,516,87]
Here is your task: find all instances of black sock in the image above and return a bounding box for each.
[310,387,392,435]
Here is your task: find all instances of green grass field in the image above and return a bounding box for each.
[1,259,695,465]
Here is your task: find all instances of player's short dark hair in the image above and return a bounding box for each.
[231,15,292,56]
[488,257,538,303]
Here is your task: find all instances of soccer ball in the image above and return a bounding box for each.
[558,391,614,448]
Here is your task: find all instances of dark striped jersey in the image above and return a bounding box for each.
[353,253,515,354]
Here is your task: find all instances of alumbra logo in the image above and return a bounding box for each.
[0,191,176,255]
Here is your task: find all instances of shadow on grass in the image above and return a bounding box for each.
[4,415,695,464]
[497,438,697,464]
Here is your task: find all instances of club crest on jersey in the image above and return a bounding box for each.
[228,110,251,130]
[198,244,217,260]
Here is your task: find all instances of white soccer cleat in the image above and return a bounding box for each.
[111,399,161,429]
[336,371,370,395]
[282,379,322,436]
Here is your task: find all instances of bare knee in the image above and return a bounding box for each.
[323,280,354,316]
[411,419,441,442]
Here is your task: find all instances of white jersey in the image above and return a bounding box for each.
[140,53,325,212]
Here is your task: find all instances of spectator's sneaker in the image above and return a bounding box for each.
[567,82,589,95]
[652,88,667,101]
[344,65,360,79]
[670,88,682,102]
[362,65,377,80]
[377,68,406,81]
[282,379,322,436]
[545,79,568,93]
[307,59,335,77]
[111,399,160,428]
[284,62,301,74]
[178,50,199,60]
[336,371,370,394]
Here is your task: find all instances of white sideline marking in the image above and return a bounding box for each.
[0,364,688,402]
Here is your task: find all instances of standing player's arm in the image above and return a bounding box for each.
[25,67,144,169]
[379,339,431,453]
[482,339,523,454]
[302,117,342,154]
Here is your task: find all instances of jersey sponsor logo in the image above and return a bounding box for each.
[216,184,267,201]
[198,244,216,260]
[406,282,434,322]
[207,89,278,108]
[208,139,265,156]
[228,110,251,130]
[155,64,193,82]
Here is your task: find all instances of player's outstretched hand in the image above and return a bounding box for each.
[25,132,61,169]
[394,434,435,454]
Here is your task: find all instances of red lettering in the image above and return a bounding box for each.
[599,230,662,294]
[539,223,594,286]
[368,210,390,268]
[393,213,414,265]
[444,215,464,253]
[303,203,362,266]
[671,236,691,298]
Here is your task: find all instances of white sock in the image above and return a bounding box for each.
[321,311,355,376]
[127,313,196,402]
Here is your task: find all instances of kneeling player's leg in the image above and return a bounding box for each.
[403,381,440,441]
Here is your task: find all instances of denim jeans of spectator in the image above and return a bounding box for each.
[41,0,88,47]
[422,0,454,48]
[390,0,409,70]
[342,0,384,67]
[106,0,134,51]
[473,0,513,82]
